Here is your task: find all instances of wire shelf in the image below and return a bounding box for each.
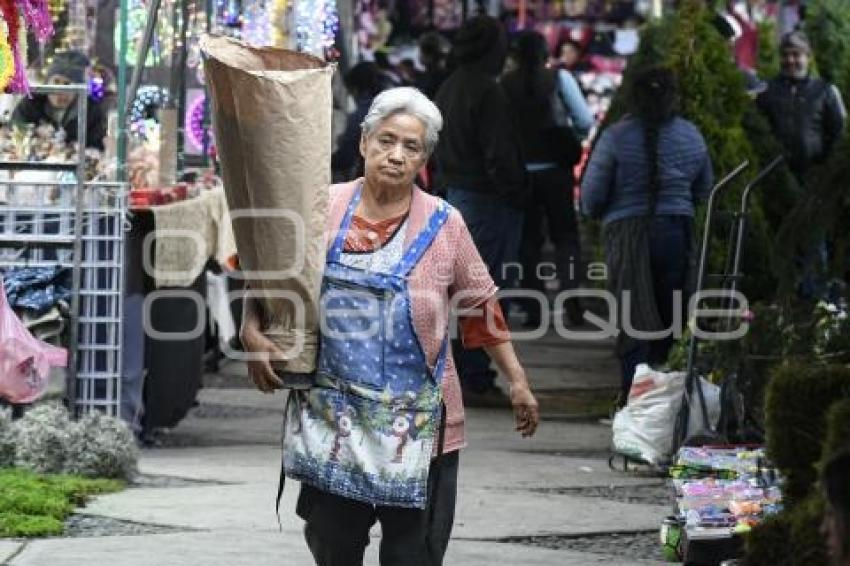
[0,176,127,418]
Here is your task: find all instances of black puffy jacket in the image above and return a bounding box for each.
[757,75,846,176]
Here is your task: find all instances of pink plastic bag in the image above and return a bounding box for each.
[0,278,67,404]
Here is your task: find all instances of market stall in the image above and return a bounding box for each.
[663,446,783,564]
[0,0,344,431]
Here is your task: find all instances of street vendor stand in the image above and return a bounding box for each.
[0,85,128,418]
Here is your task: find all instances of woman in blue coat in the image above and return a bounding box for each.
[581,67,714,406]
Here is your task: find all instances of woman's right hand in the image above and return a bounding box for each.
[240,320,284,394]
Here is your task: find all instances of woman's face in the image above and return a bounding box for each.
[47,75,76,110]
[559,43,581,68]
[360,113,428,190]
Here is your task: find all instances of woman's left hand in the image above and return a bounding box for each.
[510,383,539,438]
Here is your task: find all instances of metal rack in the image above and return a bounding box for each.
[0,84,127,417]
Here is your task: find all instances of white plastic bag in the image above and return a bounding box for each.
[612,364,721,465]
[613,364,685,465]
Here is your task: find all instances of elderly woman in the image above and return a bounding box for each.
[241,87,539,566]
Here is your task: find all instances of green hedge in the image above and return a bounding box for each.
[745,396,850,564]
[764,363,850,504]
[744,494,827,566]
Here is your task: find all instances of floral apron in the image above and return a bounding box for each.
[281,187,450,509]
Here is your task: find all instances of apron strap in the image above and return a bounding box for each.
[391,202,451,278]
[327,186,364,264]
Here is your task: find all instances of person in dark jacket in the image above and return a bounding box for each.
[12,50,107,150]
[332,62,386,182]
[581,67,713,404]
[415,31,450,100]
[501,31,594,328]
[757,31,846,179]
[434,15,527,407]
[757,31,846,299]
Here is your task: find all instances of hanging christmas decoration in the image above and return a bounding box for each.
[1,0,54,93]
[130,85,169,140]
[0,6,31,94]
[294,0,338,56]
[115,0,176,66]
[88,76,105,102]
[185,93,212,152]
[242,0,272,47]
[17,0,53,41]
[271,0,287,47]
[43,0,66,53]
[0,31,13,91]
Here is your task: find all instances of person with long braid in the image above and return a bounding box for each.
[580,67,714,406]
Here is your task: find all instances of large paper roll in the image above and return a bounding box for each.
[201,35,334,376]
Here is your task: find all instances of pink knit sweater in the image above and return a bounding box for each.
[327,179,498,454]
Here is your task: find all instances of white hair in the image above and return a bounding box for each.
[360,87,443,154]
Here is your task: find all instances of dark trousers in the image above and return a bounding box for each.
[621,216,691,396]
[517,166,582,322]
[296,452,459,566]
[446,188,523,393]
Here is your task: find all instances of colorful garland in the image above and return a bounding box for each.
[0,31,13,91]
[0,0,54,94]
[17,0,52,41]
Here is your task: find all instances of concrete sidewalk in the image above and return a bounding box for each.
[2,329,669,566]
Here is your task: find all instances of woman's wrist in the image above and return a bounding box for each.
[241,296,264,333]
[505,369,530,390]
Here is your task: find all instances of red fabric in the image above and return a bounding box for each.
[460,297,509,349]
[343,213,406,253]
[731,12,758,72]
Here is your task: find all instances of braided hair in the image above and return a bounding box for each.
[631,67,680,212]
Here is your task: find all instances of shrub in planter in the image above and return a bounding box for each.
[0,407,14,468]
[12,404,138,479]
[764,362,850,505]
[64,411,137,480]
[745,401,849,565]
[743,512,791,566]
[13,403,71,474]
[744,494,828,566]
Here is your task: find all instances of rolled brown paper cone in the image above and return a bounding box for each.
[201,35,334,376]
